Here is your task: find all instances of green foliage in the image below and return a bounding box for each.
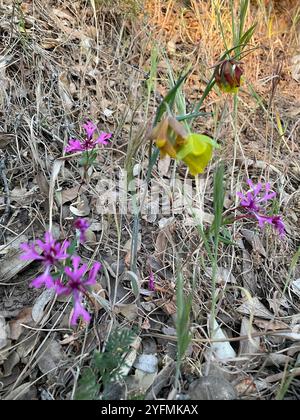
[175,269,192,383]
[75,329,136,400]
[212,163,225,241]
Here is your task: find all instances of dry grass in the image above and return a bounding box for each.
[0,0,299,400]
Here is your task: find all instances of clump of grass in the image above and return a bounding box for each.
[94,0,142,17]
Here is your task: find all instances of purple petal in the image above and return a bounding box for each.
[54,280,71,295]
[148,271,155,291]
[71,298,91,325]
[20,243,43,261]
[83,121,97,140]
[65,139,84,153]
[86,262,101,285]
[31,270,54,289]
[95,132,112,146]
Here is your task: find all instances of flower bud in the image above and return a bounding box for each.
[214,59,243,94]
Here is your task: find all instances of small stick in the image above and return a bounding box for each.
[0,158,11,240]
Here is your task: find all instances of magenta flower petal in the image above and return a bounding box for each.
[20,232,69,268]
[74,218,90,244]
[86,262,101,286]
[237,179,276,213]
[268,215,286,237]
[64,256,87,282]
[65,139,84,153]
[71,293,91,325]
[83,121,97,140]
[54,280,71,295]
[20,243,44,261]
[31,269,54,289]
[95,132,112,146]
[148,271,155,291]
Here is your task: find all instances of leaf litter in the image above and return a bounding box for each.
[0,0,299,401]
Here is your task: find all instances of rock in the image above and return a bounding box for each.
[188,375,237,400]
[133,354,158,374]
[103,382,126,400]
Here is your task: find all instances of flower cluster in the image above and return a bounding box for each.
[66,121,112,153]
[20,219,101,325]
[149,116,217,176]
[237,179,285,237]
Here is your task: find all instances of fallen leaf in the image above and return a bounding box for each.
[0,248,42,284]
[0,133,14,149]
[60,185,80,205]
[37,340,64,375]
[8,307,33,340]
[70,194,90,217]
[113,304,138,321]
[237,297,274,320]
[209,319,236,361]
[32,289,55,324]
[0,316,9,349]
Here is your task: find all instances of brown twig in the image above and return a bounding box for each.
[0,158,11,241]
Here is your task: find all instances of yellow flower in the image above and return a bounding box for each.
[149,117,188,158]
[149,118,217,176]
[176,133,214,176]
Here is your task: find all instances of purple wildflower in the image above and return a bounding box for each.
[31,269,54,289]
[65,121,112,153]
[83,121,97,140]
[255,214,285,237]
[95,132,112,146]
[20,231,69,266]
[148,271,155,292]
[74,218,90,243]
[20,232,69,287]
[55,256,101,325]
[237,179,276,212]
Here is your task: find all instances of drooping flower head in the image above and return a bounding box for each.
[237,179,276,213]
[65,121,112,153]
[149,117,216,176]
[214,59,243,94]
[74,218,90,244]
[55,256,101,325]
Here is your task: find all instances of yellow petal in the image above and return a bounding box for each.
[181,133,213,176]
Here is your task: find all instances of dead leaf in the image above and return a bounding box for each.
[209,318,237,361]
[0,133,14,149]
[32,289,55,324]
[70,194,90,217]
[60,185,80,205]
[239,318,261,355]
[241,249,258,295]
[0,247,41,284]
[37,340,64,375]
[241,229,266,257]
[237,297,274,320]
[235,378,257,396]
[205,267,236,284]
[8,307,33,341]
[4,382,33,400]
[113,304,138,321]
[0,316,9,349]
